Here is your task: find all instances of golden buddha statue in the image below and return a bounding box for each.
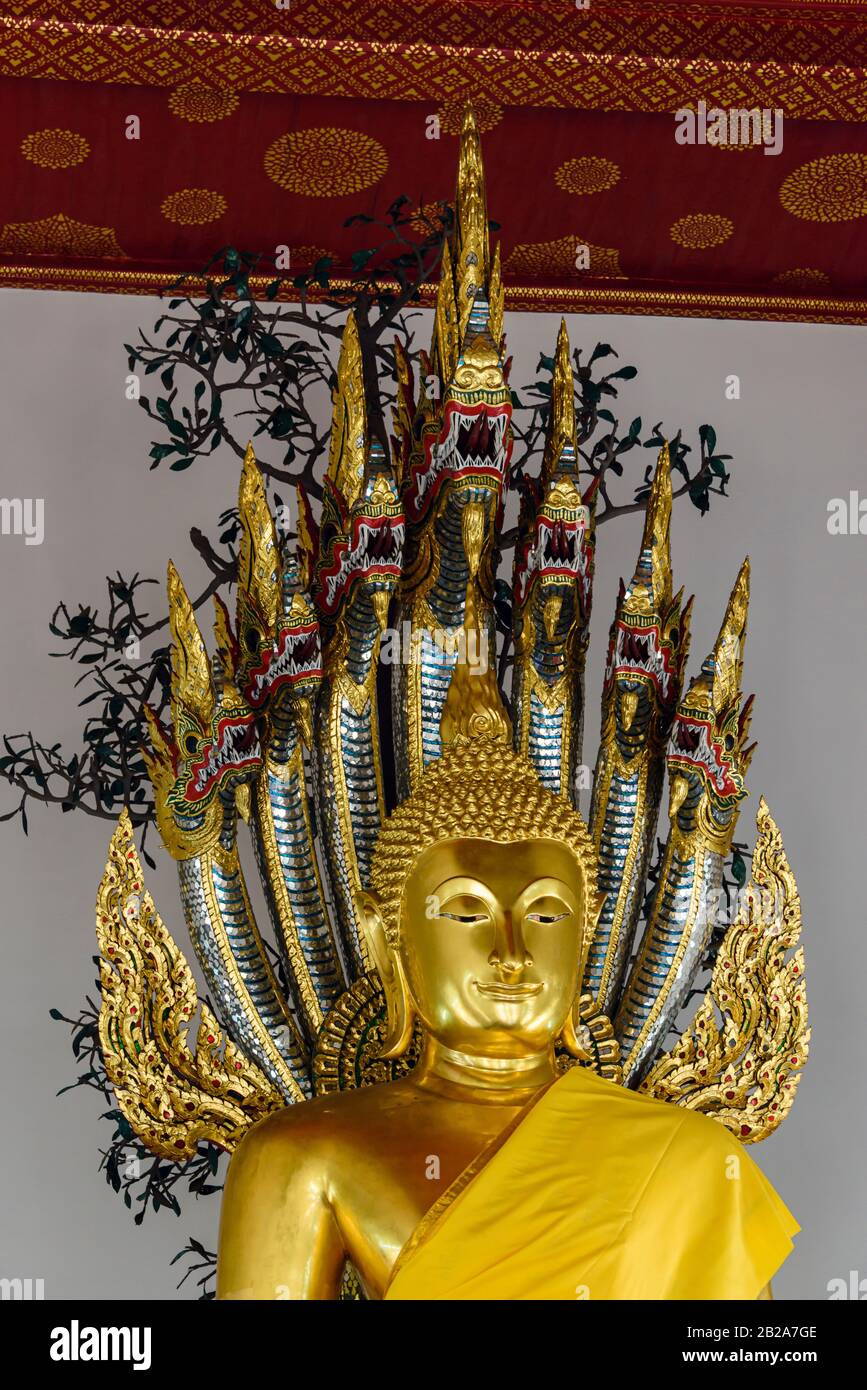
[215,655,793,1301]
[93,108,806,1303]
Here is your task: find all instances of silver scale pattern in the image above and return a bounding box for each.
[618,847,723,1085]
[177,854,310,1101]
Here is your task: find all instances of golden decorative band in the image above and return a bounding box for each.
[2,262,866,326]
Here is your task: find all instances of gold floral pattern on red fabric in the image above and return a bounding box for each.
[438,95,502,135]
[160,188,227,224]
[263,127,388,197]
[504,234,626,281]
[670,213,734,248]
[282,245,334,267]
[2,4,867,122]
[554,156,621,195]
[0,212,126,258]
[772,267,831,289]
[20,128,90,169]
[168,83,239,123]
[779,153,867,222]
[409,201,452,236]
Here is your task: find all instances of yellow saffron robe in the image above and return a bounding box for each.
[385,1064,798,1300]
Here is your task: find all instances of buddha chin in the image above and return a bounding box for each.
[216,738,793,1301]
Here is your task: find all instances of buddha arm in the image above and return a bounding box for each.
[217,1120,344,1300]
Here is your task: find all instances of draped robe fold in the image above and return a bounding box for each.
[384,1064,798,1301]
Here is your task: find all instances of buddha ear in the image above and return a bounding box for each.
[357,890,415,1059]
[558,1001,594,1064]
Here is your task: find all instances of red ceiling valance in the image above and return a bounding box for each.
[1,1,866,322]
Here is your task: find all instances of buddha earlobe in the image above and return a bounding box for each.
[356,890,416,1059]
[558,1002,594,1064]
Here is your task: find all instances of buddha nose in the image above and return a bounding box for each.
[489,909,532,979]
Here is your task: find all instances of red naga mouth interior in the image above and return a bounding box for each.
[672,720,701,754]
[245,623,322,706]
[622,631,651,664]
[668,714,740,800]
[186,715,258,801]
[539,519,581,569]
[456,411,499,463]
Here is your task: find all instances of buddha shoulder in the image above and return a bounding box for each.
[226,1080,414,1188]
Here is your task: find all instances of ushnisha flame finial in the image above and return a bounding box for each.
[439,582,511,749]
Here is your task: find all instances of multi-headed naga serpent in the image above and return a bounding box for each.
[95,110,808,1195]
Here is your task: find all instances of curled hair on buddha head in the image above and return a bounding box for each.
[368,604,601,965]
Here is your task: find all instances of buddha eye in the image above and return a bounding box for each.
[436,895,490,925]
[525,895,571,925]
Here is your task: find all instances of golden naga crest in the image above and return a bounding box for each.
[93,108,808,1171]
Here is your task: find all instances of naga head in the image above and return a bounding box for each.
[513,320,594,649]
[300,313,404,631]
[403,107,512,530]
[225,446,322,721]
[143,563,260,860]
[667,557,755,851]
[601,445,692,762]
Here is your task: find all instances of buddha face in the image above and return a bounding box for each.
[396,837,585,1058]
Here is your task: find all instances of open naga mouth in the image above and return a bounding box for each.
[455,411,502,464]
[410,405,510,517]
[186,715,259,801]
[668,714,740,800]
[246,624,322,706]
[612,620,675,705]
[536,518,584,576]
[321,516,405,614]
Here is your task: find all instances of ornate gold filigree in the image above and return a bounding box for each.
[20,128,90,169]
[670,214,734,249]
[327,310,367,509]
[160,188,227,225]
[263,128,388,197]
[779,153,867,222]
[452,106,490,343]
[640,799,809,1144]
[96,811,283,1160]
[503,234,626,280]
[438,95,503,135]
[313,974,423,1094]
[556,993,623,1086]
[0,213,126,259]
[168,81,239,123]
[555,155,621,195]
[772,267,830,289]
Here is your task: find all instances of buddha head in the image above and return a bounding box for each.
[360,639,603,1063]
